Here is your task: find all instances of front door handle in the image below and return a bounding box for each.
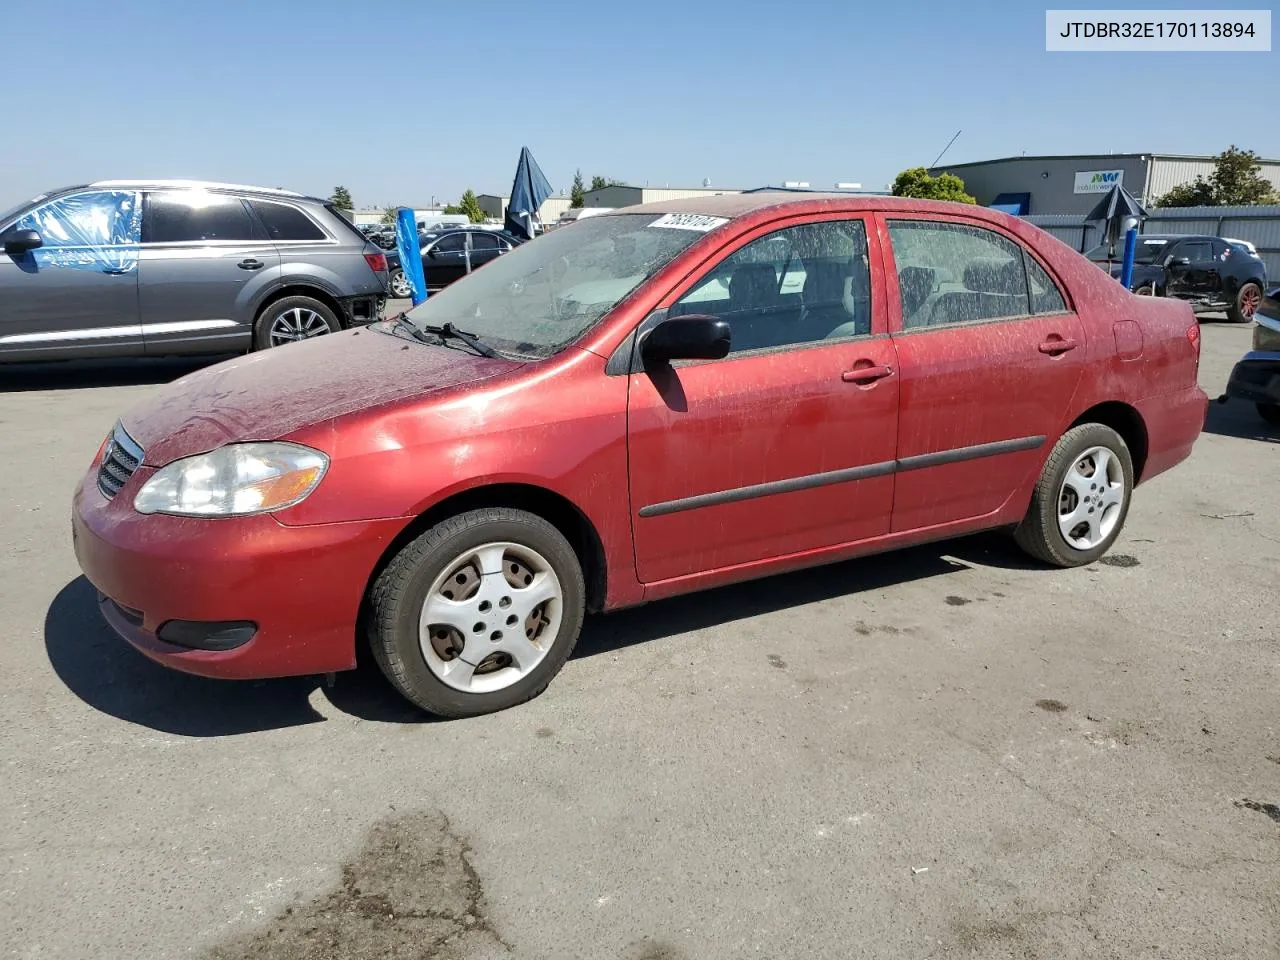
[238,258,265,270]
[1038,336,1078,355]
[841,363,894,384]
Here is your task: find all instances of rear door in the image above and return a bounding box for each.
[137,190,279,354]
[626,215,899,584]
[881,215,1086,532]
[467,231,503,271]
[0,190,143,360]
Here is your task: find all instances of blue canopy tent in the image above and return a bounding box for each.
[504,146,553,242]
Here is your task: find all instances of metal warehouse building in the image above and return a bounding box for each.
[582,185,742,207]
[930,153,1280,216]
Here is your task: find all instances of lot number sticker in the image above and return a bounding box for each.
[648,213,729,232]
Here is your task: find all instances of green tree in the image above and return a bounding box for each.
[379,205,396,225]
[329,186,353,210]
[570,169,585,208]
[891,167,977,204]
[459,189,485,223]
[1157,146,1278,207]
[589,175,625,192]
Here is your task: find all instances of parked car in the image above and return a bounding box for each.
[384,227,523,297]
[1086,233,1266,323]
[72,194,1207,718]
[0,180,389,360]
[1224,237,1261,258]
[1223,285,1280,425]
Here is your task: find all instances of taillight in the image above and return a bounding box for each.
[364,252,388,273]
[1186,322,1200,355]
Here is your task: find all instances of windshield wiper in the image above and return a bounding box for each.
[421,322,501,358]
[387,312,435,345]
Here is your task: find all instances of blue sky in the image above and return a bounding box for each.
[3,0,1275,209]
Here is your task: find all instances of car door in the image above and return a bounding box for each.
[136,190,280,354]
[1164,239,1214,299]
[424,231,468,289]
[0,190,143,360]
[467,231,503,271]
[626,215,899,584]
[881,215,1086,532]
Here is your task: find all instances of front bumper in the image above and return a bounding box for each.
[71,468,406,679]
[1225,351,1280,405]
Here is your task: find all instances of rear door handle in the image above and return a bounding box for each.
[841,363,894,384]
[238,258,265,270]
[1038,337,1078,355]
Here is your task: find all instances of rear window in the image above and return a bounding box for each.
[251,201,326,241]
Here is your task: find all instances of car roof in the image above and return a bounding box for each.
[88,179,315,200]
[605,191,1011,220]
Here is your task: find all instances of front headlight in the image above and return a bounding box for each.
[1253,316,1280,352]
[134,442,329,517]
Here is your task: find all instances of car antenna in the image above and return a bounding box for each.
[929,130,962,170]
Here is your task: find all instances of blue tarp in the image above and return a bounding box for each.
[14,190,141,272]
[395,206,427,305]
[504,146,553,242]
[990,193,1030,216]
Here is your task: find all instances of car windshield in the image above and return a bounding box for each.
[0,195,47,227]
[402,213,713,357]
[1086,238,1169,264]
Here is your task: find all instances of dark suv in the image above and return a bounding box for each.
[0,180,389,362]
[1087,233,1267,323]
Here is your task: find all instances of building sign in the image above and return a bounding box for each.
[1074,169,1125,194]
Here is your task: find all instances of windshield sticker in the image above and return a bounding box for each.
[648,213,729,232]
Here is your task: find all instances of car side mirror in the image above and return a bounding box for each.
[3,228,42,255]
[641,315,732,364]
[425,246,438,259]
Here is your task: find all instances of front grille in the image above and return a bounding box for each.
[97,424,144,500]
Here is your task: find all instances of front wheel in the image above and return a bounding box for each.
[1132,284,1154,297]
[1229,282,1263,323]
[388,268,412,299]
[368,508,586,718]
[1014,424,1134,567]
[1258,403,1280,427]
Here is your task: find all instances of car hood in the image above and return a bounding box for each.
[123,325,518,466]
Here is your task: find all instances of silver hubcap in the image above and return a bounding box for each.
[390,271,411,297]
[419,542,563,694]
[1057,445,1125,550]
[269,307,331,346]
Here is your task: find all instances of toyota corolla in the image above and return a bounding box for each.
[72,194,1208,718]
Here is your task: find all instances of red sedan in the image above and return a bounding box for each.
[72,194,1208,717]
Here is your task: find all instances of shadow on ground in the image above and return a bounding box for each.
[1203,397,1280,443]
[46,533,1032,737]
[0,356,229,392]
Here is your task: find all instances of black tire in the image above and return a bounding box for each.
[1258,403,1280,427]
[1228,281,1263,324]
[253,295,341,351]
[1132,284,1154,296]
[368,508,586,718]
[1014,423,1134,568]
[388,269,412,300]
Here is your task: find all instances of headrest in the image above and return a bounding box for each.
[802,260,849,304]
[964,258,1023,294]
[729,263,780,308]
[898,266,935,316]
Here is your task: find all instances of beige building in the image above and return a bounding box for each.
[477,194,574,225]
[582,185,742,208]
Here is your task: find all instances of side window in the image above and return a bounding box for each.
[144,192,257,243]
[1179,240,1213,264]
[470,232,500,251]
[15,191,140,248]
[670,219,872,355]
[250,201,326,241]
[1025,254,1067,314]
[432,232,466,253]
[887,220,1030,330]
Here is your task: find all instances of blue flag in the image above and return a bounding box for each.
[395,207,427,305]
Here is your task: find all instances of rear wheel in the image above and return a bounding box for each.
[1229,282,1263,323]
[1014,424,1134,567]
[1132,284,1154,296]
[253,296,340,350]
[1258,403,1280,427]
[368,508,586,718]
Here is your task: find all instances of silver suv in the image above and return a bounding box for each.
[0,180,389,362]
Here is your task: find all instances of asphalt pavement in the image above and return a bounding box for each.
[2,319,1277,960]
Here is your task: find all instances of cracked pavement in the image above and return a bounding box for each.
[2,320,1277,959]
